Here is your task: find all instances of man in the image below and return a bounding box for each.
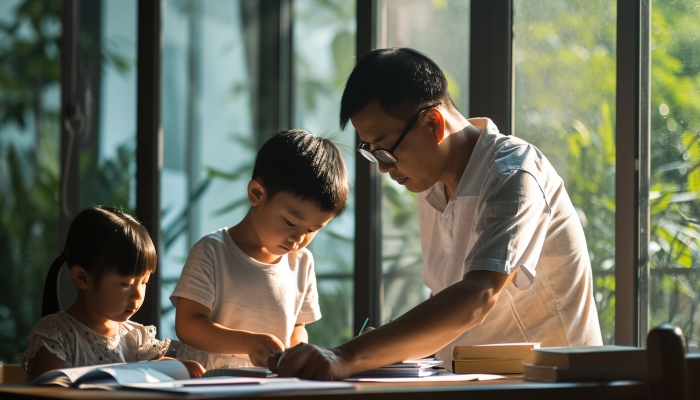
[267,48,602,380]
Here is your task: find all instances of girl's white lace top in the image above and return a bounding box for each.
[21,311,170,373]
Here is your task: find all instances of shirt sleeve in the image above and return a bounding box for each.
[122,321,171,361]
[20,315,71,372]
[296,252,322,324]
[170,238,218,310]
[464,169,551,290]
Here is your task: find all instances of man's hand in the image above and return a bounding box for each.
[266,343,351,380]
[247,333,285,367]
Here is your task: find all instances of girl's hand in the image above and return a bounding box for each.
[181,359,206,378]
[157,356,205,378]
[247,333,284,367]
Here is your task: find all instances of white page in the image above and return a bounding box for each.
[345,372,506,382]
[105,360,189,381]
[31,363,123,386]
[124,376,300,389]
[31,360,188,387]
[122,379,355,395]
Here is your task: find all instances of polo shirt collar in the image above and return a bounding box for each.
[422,118,501,211]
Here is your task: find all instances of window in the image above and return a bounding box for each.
[3,0,688,365]
[0,0,61,363]
[159,0,260,340]
[292,0,357,346]
[513,0,617,343]
[649,0,700,353]
[158,0,358,346]
[375,0,471,324]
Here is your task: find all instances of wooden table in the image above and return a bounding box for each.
[0,376,646,399]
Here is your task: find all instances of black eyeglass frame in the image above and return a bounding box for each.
[357,103,438,164]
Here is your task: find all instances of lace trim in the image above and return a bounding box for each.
[134,324,171,361]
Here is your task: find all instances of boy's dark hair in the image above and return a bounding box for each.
[252,129,349,216]
[339,47,456,129]
[42,206,157,316]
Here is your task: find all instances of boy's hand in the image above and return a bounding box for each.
[247,333,285,367]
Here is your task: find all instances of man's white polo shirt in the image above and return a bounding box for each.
[418,118,603,367]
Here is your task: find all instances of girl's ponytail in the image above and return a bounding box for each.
[41,252,66,317]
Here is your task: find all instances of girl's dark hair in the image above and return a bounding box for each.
[42,206,157,316]
[252,129,349,216]
[339,47,456,129]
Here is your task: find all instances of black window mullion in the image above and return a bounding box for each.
[134,0,163,329]
[354,0,382,333]
[59,0,80,249]
[58,0,82,311]
[615,0,650,347]
[469,0,513,136]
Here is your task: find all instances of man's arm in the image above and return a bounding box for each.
[269,268,517,380]
[175,297,284,366]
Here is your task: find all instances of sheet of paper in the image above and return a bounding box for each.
[125,376,299,388]
[123,379,355,395]
[345,372,506,383]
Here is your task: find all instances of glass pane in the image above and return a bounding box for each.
[293,0,356,347]
[513,1,617,343]
[649,1,700,353]
[160,0,260,340]
[376,0,470,323]
[78,0,138,212]
[0,0,61,363]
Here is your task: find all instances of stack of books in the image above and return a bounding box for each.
[350,358,443,378]
[523,345,647,382]
[451,342,539,374]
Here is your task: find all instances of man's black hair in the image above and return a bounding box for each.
[339,47,456,129]
[252,129,349,216]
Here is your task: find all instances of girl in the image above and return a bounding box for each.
[21,206,204,381]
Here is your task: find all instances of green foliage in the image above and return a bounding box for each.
[0,0,61,129]
[381,179,427,323]
[0,144,60,363]
[647,0,700,349]
[514,0,700,348]
[0,0,62,363]
[0,0,136,362]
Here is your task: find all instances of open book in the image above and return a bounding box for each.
[30,361,356,395]
[30,360,190,390]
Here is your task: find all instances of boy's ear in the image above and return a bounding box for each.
[70,265,90,289]
[247,178,266,206]
[426,108,446,144]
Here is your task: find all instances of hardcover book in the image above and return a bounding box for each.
[30,360,190,390]
[532,346,646,368]
[523,362,646,382]
[452,358,524,374]
[453,342,539,362]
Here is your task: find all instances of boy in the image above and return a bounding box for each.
[170,129,349,369]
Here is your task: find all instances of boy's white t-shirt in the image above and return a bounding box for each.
[170,228,321,369]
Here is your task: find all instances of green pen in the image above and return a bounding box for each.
[358,317,369,336]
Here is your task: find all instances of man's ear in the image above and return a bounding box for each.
[247,178,266,206]
[426,108,446,144]
[70,265,90,290]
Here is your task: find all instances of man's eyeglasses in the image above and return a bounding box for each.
[357,104,437,164]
